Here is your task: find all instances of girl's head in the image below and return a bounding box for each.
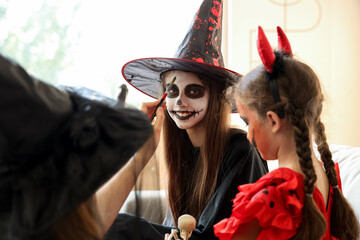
[235,53,323,159]
[162,70,231,131]
[234,26,323,160]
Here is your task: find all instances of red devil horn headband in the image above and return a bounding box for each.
[256,26,292,119]
[256,26,292,73]
[277,26,293,56]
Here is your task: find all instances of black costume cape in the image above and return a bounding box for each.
[105,129,268,240]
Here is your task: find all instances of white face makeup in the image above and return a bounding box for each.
[164,71,209,130]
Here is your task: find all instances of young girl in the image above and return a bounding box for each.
[106,63,268,240]
[104,1,268,239]
[160,69,267,227]
[213,26,359,240]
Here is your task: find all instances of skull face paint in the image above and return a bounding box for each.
[164,71,209,130]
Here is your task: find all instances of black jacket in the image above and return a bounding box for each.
[105,129,268,240]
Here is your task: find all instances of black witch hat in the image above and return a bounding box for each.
[0,54,153,239]
[122,0,241,100]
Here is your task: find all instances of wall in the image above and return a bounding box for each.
[226,0,360,147]
[137,0,360,191]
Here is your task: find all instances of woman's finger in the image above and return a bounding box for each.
[140,100,162,118]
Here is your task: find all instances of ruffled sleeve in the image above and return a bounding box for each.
[214,168,305,240]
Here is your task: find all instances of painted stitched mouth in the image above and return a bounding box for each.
[169,109,203,120]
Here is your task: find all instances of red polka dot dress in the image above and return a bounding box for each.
[214,165,341,240]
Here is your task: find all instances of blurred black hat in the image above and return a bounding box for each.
[0,54,153,238]
[122,0,241,101]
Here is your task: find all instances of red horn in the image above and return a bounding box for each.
[277,26,292,56]
[257,26,275,73]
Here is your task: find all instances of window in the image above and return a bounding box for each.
[0,0,203,108]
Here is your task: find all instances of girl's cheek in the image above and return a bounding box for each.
[166,98,175,108]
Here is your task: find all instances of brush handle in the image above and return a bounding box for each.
[150,93,167,121]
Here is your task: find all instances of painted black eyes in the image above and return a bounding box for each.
[166,84,205,99]
[167,85,179,98]
[185,84,205,98]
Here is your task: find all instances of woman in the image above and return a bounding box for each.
[0,53,159,240]
[213,26,359,240]
[104,1,268,239]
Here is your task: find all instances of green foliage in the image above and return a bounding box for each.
[0,1,9,21]
[0,0,81,85]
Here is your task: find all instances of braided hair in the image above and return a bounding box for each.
[315,116,359,239]
[235,50,359,239]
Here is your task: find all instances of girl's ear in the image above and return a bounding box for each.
[266,111,282,133]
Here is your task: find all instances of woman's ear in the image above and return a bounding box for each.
[266,111,282,133]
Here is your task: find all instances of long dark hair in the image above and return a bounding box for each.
[235,52,359,239]
[161,70,231,223]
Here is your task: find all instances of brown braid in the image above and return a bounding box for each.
[315,120,337,186]
[315,119,360,239]
[286,103,326,240]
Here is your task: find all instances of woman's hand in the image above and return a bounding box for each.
[164,233,170,240]
[140,100,166,148]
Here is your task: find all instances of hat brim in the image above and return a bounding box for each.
[122,58,242,99]
[9,95,154,236]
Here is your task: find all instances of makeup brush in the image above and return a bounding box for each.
[150,76,176,121]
